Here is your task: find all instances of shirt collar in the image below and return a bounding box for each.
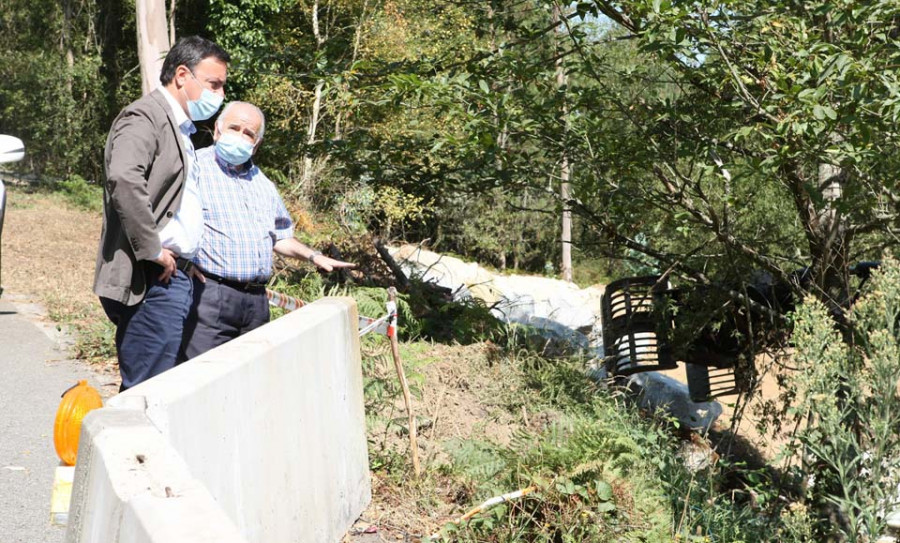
[158,85,194,134]
[214,150,255,179]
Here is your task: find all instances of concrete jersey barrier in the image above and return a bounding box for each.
[66,297,371,543]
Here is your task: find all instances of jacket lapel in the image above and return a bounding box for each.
[149,89,188,182]
[148,89,188,225]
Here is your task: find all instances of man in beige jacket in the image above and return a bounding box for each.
[94,36,229,391]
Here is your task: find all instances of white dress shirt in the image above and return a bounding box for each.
[157,87,204,259]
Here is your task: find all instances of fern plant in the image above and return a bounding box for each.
[438,394,682,542]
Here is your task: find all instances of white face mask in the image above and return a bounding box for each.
[215,133,254,165]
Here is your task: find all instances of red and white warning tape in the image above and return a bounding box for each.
[266,289,306,312]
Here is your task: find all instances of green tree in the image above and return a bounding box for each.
[332,1,570,265]
[387,0,900,312]
[0,0,114,180]
[568,0,900,310]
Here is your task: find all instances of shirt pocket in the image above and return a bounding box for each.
[244,190,273,231]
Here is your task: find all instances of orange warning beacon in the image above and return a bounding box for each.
[53,380,103,466]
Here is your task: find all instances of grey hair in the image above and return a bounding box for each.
[216,101,266,142]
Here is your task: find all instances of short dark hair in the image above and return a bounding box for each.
[159,36,230,85]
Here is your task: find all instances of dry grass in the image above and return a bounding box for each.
[3,186,100,314]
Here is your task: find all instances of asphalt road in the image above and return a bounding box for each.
[0,296,107,543]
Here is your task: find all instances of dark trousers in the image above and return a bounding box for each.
[178,278,270,363]
[100,269,193,391]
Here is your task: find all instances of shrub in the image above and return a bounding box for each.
[58,175,103,212]
[784,254,900,541]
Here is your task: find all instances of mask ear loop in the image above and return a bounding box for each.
[177,68,199,105]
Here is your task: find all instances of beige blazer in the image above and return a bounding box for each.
[93,89,189,306]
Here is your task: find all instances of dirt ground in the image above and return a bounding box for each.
[3,187,101,313]
[658,350,794,465]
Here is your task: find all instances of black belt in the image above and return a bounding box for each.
[175,257,195,274]
[200,269,267,292]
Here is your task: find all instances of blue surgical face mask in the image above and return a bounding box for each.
[185,72,224,121]
[215,132,255,166]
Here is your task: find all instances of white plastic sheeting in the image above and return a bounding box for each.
[389,244,722,430]
[389,244,603,336]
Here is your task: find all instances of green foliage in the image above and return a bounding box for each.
[783,254,900,540]
[444,188,560,272]
[10,0,898,292]
[267,273,422,337]
[418,295,506,345]
[359,337,429,478]
[517,355,598,407]
[339,0,900,299]
[343,284,422,339]
[433,347,682,542]
[438,399,672,542]
[333,183,432,239]
[0,0,121,181]
[267,272,326,319]
[572,0,900,295]
[334,183,378,234]
[57,175,103,212]
[431,352,800,542]
[73,318,117,363]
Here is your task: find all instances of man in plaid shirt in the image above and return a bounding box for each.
[179,101,354,361]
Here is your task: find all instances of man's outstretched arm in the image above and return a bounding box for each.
[273,238,356,272]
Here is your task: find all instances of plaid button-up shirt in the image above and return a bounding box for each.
[192,146,294,282]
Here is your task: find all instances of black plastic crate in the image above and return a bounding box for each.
[601,275,677,376]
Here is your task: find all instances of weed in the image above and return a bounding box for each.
[436,399,676,542]
[73,318,116,363]
[779,254,900,540]
[518,354,598,407]
[267,272,423,338]
[360,336,428,482]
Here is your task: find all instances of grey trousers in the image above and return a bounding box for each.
[178,277,270,363]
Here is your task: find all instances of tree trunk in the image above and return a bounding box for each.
[62,0,74,95]
[334,0,369,140]
[136,0,171,96]
[301,79,324,195]
[561,165,572,281]
[300,0,325,196]
[61,0,76,176]
[554,3,573,282]
[168,0,176,47]
[812,162,851,312]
